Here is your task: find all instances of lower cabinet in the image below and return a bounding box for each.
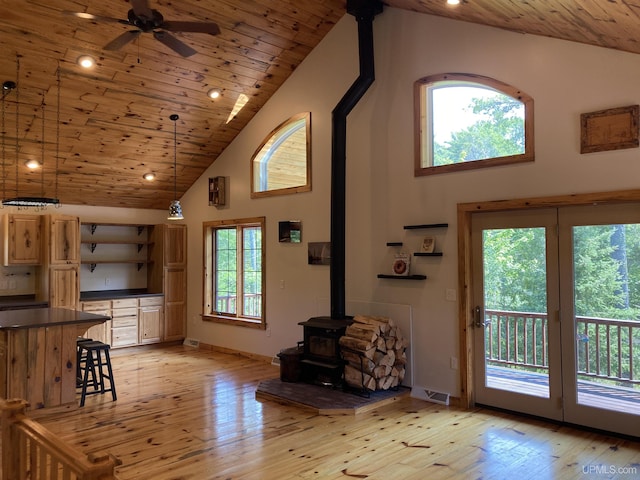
[81,300,111,345]
[139,296,163,344]
[81,295,164,348]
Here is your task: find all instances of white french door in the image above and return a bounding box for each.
[472,208,563,421]
[472,204,640,437]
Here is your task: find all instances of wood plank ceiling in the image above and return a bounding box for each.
[0,0,638,210]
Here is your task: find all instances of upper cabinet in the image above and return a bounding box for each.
[48,215,80,265]
[2,214,41,265]
[164,224,187,267]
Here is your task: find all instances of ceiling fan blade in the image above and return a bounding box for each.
[129,0,154,19]
[162,21,221,35]
[104,30,141,51]
[62,10,128,24]
[153,31,197,57]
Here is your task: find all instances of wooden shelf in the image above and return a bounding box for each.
[386,242,403,247]
[83,222,153,236]
[403,223,448,230]
[377,274,427,280]
[413,252,443,257]
[81,260,152,273]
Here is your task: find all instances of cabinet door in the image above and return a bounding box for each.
[164,224,187,267]
[164,267,186,341]
[49,266,79,309]
[49,215,80,265]
[3,214,41,265]
[139,305,163,344]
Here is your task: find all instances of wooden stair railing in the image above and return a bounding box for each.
[1,399,121,480]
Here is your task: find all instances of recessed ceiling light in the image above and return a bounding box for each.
[24,159,41,170]
[77,55,96,69]
[143,172,156,181]
[447,0,460,4]
[207,88,221,99]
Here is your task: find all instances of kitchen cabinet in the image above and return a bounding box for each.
[148,224,186,342]
[48,215,81,265]
[111,298,138,347]
[2,214,41,265]
[81,300,112,345]
[49,265,80,309]
[39,214,81,309]
[139,296,163,344]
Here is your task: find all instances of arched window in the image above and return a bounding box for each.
[251,112,311,197]
[414,73,534,176]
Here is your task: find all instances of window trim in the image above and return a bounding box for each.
[414,73,534,177]
[250,112,312,198]
[202,216,266,329]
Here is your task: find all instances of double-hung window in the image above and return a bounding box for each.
[203,217,265,328]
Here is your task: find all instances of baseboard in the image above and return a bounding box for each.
[198,341,274,364]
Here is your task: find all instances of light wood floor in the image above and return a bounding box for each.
[27,344,639,480]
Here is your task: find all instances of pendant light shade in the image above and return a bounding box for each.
[167,114,184,220]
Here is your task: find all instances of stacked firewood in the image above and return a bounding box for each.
[339,315,408,391]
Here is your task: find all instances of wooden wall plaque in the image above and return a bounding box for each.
[580,105,639,154]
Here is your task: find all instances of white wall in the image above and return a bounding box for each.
[179,8,640,397]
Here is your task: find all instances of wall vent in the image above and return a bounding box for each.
[183,338,200,348]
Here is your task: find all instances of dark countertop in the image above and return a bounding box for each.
[80,289,164,301]
[0,307,110,330]
[0,295,48,311]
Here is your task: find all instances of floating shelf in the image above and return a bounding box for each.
[413,252,443,257]
[404,223,448,230]
[81,260,152,272]
[377,274,427,280]
[386,242,403,247]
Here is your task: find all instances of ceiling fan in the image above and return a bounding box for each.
[64,0,220,57]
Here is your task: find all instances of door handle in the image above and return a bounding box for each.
[474,306,486,328]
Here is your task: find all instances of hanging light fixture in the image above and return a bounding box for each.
[167,113,184,220]
[2,57,60,208]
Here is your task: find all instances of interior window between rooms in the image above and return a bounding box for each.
[414,73,534,176]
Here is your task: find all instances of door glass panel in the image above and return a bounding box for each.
[572,223,640,415]
[482,227,550,398]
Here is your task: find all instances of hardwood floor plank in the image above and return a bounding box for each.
[24,344,640,480]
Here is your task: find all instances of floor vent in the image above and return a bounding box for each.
[425,390,450,406]
[183,338,200,348]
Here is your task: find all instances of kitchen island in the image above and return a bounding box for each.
[0,308,110,409]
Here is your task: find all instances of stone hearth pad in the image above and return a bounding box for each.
[255,378,411,415]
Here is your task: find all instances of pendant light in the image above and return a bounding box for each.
[167,113,184,220]
[2,57,60,209]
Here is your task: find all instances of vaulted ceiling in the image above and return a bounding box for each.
[0,1,638,209]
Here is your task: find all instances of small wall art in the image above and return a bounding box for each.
[580,105,639,154]
[279,221,302,243]
[308,242,331,265]
[420,236,435,253]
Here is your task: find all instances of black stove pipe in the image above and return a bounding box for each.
[330,0,383,319]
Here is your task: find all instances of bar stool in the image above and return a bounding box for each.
[76,337,93,387]
[78,341,117,407]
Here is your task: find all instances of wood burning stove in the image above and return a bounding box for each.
[298,316,352,386]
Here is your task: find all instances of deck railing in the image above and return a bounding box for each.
[484,309,640,385]
[1,398,121,480]
[215,293,262,317]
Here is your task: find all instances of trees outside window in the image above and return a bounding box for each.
[415,73,534,176]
